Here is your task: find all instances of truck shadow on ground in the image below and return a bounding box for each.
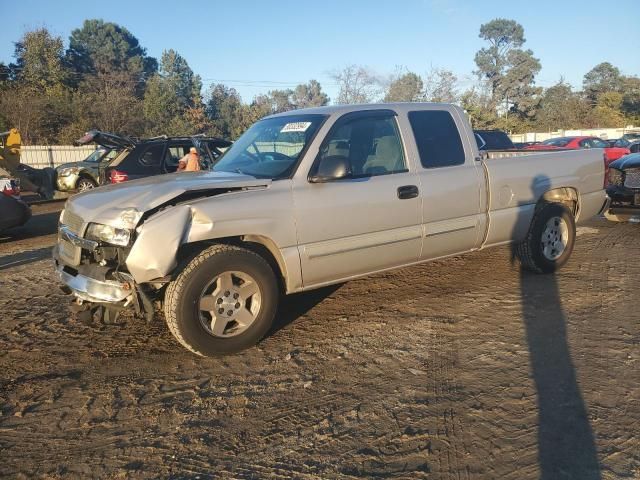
[513,174,601,479]
[268,284,343,337]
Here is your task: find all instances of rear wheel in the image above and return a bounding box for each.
[76,177,97,192]
[164,244,279,356]
[515,202,576,273]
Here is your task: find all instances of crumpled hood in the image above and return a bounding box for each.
[609,152,640,170]
[64,171,270,228]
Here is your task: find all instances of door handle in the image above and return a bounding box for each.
[397,185,419,199]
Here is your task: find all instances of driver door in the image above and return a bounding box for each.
[293,111,422,288]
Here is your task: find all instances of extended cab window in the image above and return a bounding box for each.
[409,110,465,168]
[319,115,406,177]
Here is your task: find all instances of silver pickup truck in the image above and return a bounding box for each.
[53,103,608,356]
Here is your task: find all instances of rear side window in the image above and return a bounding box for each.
[139,144,165,167]
[408,111,465,168]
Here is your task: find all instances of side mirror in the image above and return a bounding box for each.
[309,155,351,183]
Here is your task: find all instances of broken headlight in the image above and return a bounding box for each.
[86,223,132,246]
[608,168,624,186]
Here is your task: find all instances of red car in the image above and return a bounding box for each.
[524,136,630,165]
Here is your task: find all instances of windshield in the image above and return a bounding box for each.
[84,148,109,163]
[542,137,571,147]
[212,114,326,179]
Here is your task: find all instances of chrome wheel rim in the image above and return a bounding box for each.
[541,216,569,261]
[78,180,95,192]
[198,271,261,338]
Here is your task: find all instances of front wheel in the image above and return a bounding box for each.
[76,177,97,192]
[164,244,279,356]
[515,202,576,273]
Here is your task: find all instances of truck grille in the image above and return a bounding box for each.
[62,210,85,235]
[624,169,640,189]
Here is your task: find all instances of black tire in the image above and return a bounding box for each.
[164,244,279,356]
[76,177,97,192]
[515,202,576,274]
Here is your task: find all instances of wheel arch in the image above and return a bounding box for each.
[174,235,294,295]
[75,171,97,186]
[538,186,580,218]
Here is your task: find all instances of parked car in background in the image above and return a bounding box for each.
[0,177,31,232]
[606,152,640,222]
[55,132,131,192]
[513,141,541,149]
[524,136,630,164]
[613,138,640,153]
[619,132,640,143]
[100,134,232,184]
[474,130,517,151]
[53,103,608,356]
[56,147,122,192]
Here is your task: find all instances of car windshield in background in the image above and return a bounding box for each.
[475,131,514,150]
[212,114,326,179]
[542,137,571,147]
[84,148,109,162]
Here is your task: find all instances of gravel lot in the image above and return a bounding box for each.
[0,203,638,479]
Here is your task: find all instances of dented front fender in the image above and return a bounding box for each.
[126,206,194,282]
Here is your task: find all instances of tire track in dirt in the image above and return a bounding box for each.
[1,218,638,478]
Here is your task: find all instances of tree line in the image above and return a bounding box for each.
[1,18,638,144]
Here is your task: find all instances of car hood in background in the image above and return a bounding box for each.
[609,153,640,170]
[64,171,271,228]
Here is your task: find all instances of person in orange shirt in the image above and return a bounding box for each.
[178,147,201,172]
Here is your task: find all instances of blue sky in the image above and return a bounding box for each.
[3,0,639,102]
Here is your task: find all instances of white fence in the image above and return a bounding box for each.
[19,146,97,168]
[510,126,640,143]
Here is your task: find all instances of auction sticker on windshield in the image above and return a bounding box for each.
[281,122,312,133]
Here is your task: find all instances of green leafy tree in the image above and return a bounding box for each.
[588,91,625,127]
[384,72,423,102]
[143,50,203,136]
[460,86,498,129]
[474,18,524,100]
[534,81,590,131]
[0,28,71,143]
[291,80,329,108]
[620,76,640,123]
[583,62,622,103]
[66,19,157,79]
[265,89,295,113]
[206,84,247,139]
[474,19,541,130]
[12,28,68,93]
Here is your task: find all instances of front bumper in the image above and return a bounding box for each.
[53,245,135,303]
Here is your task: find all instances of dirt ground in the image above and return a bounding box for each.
[0,203,638,479]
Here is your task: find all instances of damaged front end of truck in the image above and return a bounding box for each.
[53,172,271,323]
